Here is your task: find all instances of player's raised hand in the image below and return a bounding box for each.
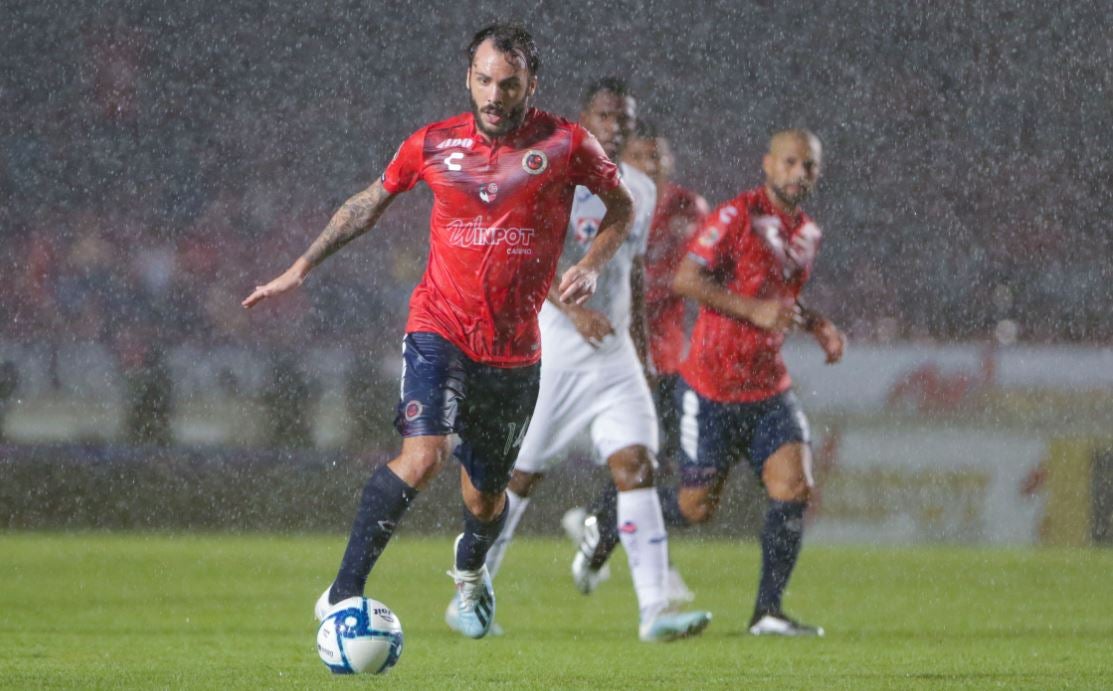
[812,319,847,364]
[242,262,308,309]
[749,299,797,332]
[558,264,599,305]
[566,305,615,348]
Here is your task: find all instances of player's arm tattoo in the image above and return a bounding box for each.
[300,180,396,268]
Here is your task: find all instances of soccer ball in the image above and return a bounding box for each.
[316,597,404,675]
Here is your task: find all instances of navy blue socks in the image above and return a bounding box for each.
[331,465,418,602]
[755,500,806,614]
[456,500,509,571]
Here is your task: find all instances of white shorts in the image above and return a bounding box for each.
[514,345,658,474]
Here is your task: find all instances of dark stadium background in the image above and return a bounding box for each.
[1,1,1110,536]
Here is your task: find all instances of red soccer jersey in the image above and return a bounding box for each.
[644,182,709,375]
[381,108,619,367]
[680,186,822,402]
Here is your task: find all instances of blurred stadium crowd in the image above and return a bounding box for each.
[2,4,1109,440]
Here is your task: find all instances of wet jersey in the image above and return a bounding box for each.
[381,108,619,367]
[680,186,822,402]
[538,162,656,371]
[644,182,709,375]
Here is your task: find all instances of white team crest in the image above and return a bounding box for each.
[521,149,548,175]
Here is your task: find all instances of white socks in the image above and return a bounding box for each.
[617,487,669,622]
[484,489,529,579]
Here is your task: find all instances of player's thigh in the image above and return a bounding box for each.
[590,360,659,464]
[676,379,745,488]
[749,391,813,499]
[761,442,813,502]
[513,367,598,475]
[452,359,541,495]
[395,332,468,437]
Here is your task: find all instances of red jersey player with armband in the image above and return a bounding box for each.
[242,23,635,642]
[568,129,845,637]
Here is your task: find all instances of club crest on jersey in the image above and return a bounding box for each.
[620,521,638,534]
[403,400,423,421]
[479,182,498,203]
[521,149,548,175]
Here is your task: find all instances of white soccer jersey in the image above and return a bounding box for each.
[538,162,657,371]
[515,163,659,471]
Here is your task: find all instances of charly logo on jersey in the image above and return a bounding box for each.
[698,226,722,248]
[478,182,498,203]
[521,149,548,175]
[753,215,820,277]
[573,216,602,246]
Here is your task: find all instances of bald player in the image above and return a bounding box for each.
[570,129,845,636]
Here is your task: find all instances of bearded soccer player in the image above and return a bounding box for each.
[242,24,635,640]
[450,78,711,643]
[570,129,845,636]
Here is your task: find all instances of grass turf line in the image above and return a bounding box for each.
[1,533,1111,689]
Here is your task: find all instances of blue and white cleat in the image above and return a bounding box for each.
[444,534,496,639]
[639,608,712,642]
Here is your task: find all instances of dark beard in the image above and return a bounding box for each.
[471,98,529,138]
[771,182,809,209]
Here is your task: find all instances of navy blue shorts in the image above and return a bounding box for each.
[395,332,540,494]
[676,380,810,486]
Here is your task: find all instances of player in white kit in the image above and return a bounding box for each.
[445,78,711,642]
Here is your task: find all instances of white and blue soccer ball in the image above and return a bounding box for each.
[316,597,403,675]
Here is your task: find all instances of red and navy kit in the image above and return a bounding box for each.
[680,186,822,403]
[382,108,620,368]
[644,182,709,375]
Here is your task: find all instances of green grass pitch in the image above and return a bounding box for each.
[2,533,1111,689]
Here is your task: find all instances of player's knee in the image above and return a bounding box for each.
[463,491,504,522]
[608,446,655,491]
[508,469,543,497]
[766,477,811,503]
[678,494,716,524]
[394,445,450,487]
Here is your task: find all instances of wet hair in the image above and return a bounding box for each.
[467,23,541,75]
[581,77,630,109]
[632,118,658,140]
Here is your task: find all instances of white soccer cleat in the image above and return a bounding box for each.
[571,550,611,595]
[748,611,825,637]
[568,513,611,594]
[665,565,696,606]
[638,608,712,642]
[314,585,340,622]
[445,534,496,639]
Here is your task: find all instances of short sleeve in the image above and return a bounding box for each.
[687,202,744,271]
[380,128,426,194]
[568,125,620,194]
